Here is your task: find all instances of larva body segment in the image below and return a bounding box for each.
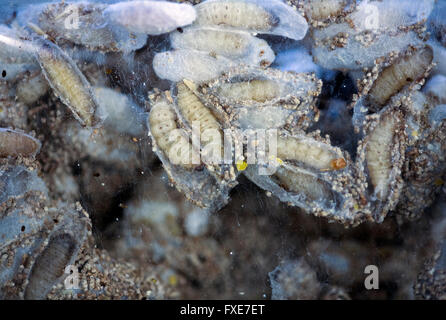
[34,38,100,127]
[170,27,275,68]
[0,128,41,158]
[194,0,308,41]
[149,98,195,169]
[153,49,235,83]
[368,46,434,106]
[276,135,347,171]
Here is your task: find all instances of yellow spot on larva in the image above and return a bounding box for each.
[434,178,444,186]
[132,137,138,142]
[236,160,248,172]
[411,130,419,138]
[168,275,178,286]
[354,203,360,211]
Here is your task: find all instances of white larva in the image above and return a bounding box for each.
[276,135,347,171]
[304,0,347,21]
[34,38,101,127]
[365,113,402,200]
[149,99,195,169]
[194,0,308,40]
[215,79,282,103]
[103,0,197,35]
[153,49,235,83]
[369,46,434,106]
[170,27,275,67]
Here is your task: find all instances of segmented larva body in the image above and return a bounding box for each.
[153,49,235,83]
[149,99,195,169]
[216,80,281,103]
[276,136,347,171]
[364,113,404,200]
[34,38,100,127]
[195,0,276,32]
[305,0,347,20]
[369,46,434,106]
[170,28,275,67]
[176,81,223,151]
[0,128,41,158]
[24,233,76,300]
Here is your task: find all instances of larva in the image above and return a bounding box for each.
[24,233,77,300]
[305,0,347,21]
[194,0,308,40]
[103,0,197,35]
[364,112,404,200]
[276,135,347,171]
[215,80,282,103]
[176,81,223,163]
[195,0,276,32]
[149,99,195,168]
[34,38,100,127]
[153,49,235,83]
[369,46,434,106]
[170,27,275,67]
[0,128,41,158]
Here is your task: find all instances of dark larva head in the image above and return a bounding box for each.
[0,129,41,158]
[24,233,77,300]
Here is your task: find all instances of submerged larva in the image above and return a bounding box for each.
[170,27,275,67]
[153,49,235,83]
[194,0,308,40]
[369,46,434,106]
[149,99,195,168]
[273,167,334,205]
[364,112,405,200]
[103,0,197,35]
[276,135,347,171]
[0,128,41,158]
[195,0,275,32]
[24,233,77,300]
[215,80,281,103]
[34,38,100,127]
[304,0,348,21]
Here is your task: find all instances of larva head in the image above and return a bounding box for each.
[330,158,347,170]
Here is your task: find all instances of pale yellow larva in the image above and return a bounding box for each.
[149,99,195,168]
[35,38,100,127]
[365,114,400,200]
[369,46,434,106]
[0,128,41,158]
[276,136,347,171]
[215,80,282,103]
[176,81,223,158]
[195,0,276,32]
[305,0,347,20]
